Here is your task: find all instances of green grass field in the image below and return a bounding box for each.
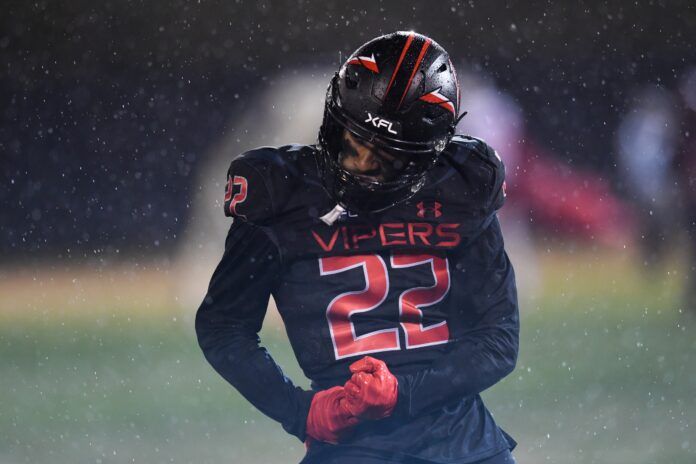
[1,248,695,464]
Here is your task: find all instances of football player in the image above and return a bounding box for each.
[196,31,519,464]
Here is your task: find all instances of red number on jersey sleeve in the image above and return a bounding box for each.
[224,175,248,218]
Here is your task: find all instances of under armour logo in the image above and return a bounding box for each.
[416,201,442,218]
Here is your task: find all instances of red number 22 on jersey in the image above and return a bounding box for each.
[319,253,450,360]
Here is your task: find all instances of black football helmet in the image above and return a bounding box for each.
[318,31,461,213]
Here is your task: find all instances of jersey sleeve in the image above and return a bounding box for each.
[444,136,507,216]
[392,216,519,418]
[195,220,314,440]
[223,156,274,224]
[483,143,506,214]
[469,137,507,214]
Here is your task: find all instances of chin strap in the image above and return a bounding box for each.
[320,204,346,226]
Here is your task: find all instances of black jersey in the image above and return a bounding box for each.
[196,137,519,464]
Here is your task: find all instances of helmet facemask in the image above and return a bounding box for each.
[318,83,444,213]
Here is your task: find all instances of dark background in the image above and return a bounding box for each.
[2,0,695,259]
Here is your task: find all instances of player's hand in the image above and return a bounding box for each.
[306,386,360,444]
[344,356,398,420]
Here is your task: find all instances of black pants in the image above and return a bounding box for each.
[301,448,516,464]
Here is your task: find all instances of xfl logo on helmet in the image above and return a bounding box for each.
[365,113,398,135]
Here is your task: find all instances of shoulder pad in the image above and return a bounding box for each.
[223,144,314,224]
[446,135,506,214]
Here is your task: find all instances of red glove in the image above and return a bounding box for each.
[344,356,398,420]
[306,386,360,444]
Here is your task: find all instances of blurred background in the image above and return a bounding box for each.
[2,1,696,463]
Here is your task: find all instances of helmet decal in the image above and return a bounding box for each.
[382,33,438,112]
[347,53,380,73]
[384,32,415,100]
[398,38,432,109]
[419,88,456,115]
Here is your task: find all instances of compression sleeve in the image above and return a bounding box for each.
[195,220,314,440]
